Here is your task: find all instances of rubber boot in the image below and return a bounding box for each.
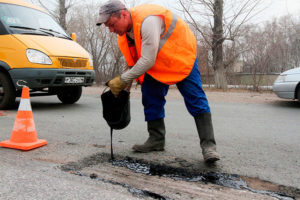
[194,113,220,163]
[132,118,165,153]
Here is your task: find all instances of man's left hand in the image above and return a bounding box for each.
[108,75,127,97]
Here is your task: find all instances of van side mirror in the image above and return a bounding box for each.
[71,33,77,42]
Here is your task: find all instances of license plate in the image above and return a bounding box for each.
[65,77,84,84]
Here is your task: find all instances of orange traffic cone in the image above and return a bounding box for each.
[0,87,47,150]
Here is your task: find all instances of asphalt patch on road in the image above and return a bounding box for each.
[60,152,298,200]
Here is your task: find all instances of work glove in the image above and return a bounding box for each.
[107,75,127,97]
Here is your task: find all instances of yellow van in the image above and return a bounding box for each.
[0,0,95,109]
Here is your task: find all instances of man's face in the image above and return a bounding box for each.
[104,12,129,36]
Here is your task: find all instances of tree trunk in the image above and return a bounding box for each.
[59,0,68,31]
[212,0,227,89]
[214,63,227,89]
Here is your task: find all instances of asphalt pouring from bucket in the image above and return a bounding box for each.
[101,89,131,159]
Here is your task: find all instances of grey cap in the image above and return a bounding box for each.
[96,0,126,26]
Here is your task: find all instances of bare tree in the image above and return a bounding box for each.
[240,24,272,91]
[244,16,300,73]
[32,0,78,31]
[277,16,300,70]
[178,0,262,89]
[68,4,124,84]
[212,0,226,89]
[227,14,300,90]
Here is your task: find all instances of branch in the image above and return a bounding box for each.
[178,0,212,47]
[37,0,58,18]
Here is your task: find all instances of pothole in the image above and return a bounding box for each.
[60,152,298,200]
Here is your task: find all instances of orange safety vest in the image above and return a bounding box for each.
[117,4,197,85]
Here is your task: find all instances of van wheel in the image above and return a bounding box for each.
[57,86,82,104]
[0,72,16,109]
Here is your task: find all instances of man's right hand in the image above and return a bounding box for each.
[107,75,127,97]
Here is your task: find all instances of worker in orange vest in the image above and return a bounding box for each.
[96,0,220,163]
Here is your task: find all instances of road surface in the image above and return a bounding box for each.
[0,86,299,199]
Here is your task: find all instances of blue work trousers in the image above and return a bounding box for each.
[141,59,210,121]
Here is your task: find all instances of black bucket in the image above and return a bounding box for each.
[101,89,131,130]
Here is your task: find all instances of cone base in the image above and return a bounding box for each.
[0,139,47,151]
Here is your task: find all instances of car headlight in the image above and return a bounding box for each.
[26,49,52,65]
[275,74,287,83]
[89,53,93,67]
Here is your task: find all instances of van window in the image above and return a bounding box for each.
[0,3,69,39]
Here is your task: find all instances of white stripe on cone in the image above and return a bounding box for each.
[18,99,32,111]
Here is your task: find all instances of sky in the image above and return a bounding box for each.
[25,0,300,24]
[251,0,300,23]
[134,0,300,24]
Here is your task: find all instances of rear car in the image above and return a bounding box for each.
[272,67,300,102]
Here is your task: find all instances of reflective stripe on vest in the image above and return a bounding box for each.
[158,13,177,53]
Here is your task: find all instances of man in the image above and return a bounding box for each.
[96,0,220,163]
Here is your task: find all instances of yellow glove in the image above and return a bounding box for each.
[108,75,127,97]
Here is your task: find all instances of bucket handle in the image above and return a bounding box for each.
[102,86,110,94]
